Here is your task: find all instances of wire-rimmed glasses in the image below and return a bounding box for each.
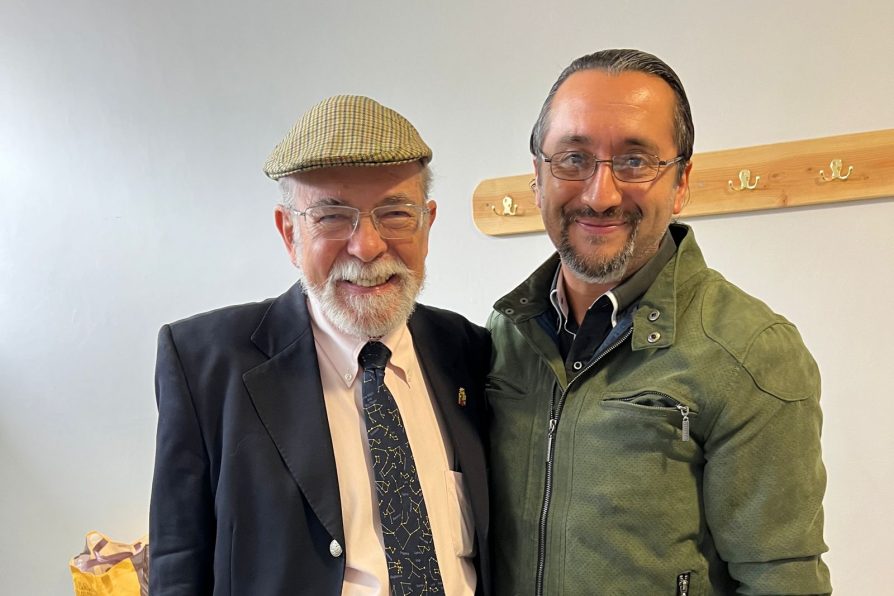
[288,203,429,240]
[543,150,686,183]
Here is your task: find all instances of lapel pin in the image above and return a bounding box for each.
[457,387,467,407]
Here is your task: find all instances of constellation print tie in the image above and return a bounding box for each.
[359,341,443,595]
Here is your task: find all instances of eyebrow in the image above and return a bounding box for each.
[305,196,342,208]
[555,134,592,147]
[305,194,418,209]
[378,194,420,206]
[621,137,660,154]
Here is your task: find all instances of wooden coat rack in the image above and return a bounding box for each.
[472,129,894,236]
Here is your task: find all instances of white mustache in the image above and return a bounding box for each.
[328,257,410,287]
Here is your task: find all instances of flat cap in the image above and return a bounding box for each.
[263,95,432,180]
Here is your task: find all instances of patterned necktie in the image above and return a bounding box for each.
[359,341,443,594]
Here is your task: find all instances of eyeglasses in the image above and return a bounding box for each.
[288,203,430,240]
[542,151,686,183]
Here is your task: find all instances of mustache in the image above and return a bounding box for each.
[328,256,411,283]
[561,206,642,226]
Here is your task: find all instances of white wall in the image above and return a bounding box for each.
[2,0,892,593]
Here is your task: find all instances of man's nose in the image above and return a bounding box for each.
[346,214,388,262]
[579,163,623,211]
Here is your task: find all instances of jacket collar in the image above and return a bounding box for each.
[249,282,309,358]
[493,252,561,322]
[629,223,707,350]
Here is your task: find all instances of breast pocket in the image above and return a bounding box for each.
[444,471,475,557]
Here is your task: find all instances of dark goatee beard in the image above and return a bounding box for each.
[557,206,642,284]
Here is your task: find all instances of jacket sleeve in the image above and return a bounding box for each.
[149,324,215,595]
[702,322,832,595]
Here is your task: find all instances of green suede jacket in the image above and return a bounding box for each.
[487,224,831,595]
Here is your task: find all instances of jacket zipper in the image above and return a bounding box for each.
[677,571,691,596]
[618,391,691,442]
[678,404,690,442]
[535,327,633,596]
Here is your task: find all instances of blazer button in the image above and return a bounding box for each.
[329,540,343,557]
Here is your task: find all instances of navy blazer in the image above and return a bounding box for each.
[149,283,491,595]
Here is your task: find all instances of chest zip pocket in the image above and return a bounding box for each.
[607,391,692,442]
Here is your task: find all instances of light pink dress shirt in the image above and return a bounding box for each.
[306,295,476,595]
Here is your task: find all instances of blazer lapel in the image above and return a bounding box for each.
[243,283,344,544]
[408,307,489,535]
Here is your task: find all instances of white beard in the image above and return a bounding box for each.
[297,255,423,339]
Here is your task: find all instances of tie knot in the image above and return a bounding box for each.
[359,341,391,370]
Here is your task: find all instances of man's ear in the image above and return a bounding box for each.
[673,161,693,215]
[274,205,299,267]
[532,158,544,208]
[425,200,437,228]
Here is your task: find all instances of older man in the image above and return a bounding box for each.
[150,95,490,595]
[487,50,831,595]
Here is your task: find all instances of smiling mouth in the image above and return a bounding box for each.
[578,218,627,226]
[341,274,397,288]
[564,206,640,227]
[574,218,631,233]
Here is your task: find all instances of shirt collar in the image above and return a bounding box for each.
[549,268,619,334]
[305,290,410,388]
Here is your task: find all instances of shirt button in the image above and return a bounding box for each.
[648,310,660,321]
[343,373,352,381]
[572,361,583,370]
[647,332,661,343]
[329,540,343,557]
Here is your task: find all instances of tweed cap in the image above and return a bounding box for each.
[263,95,432,180]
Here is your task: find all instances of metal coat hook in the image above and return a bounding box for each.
[728,169,760,191]
[819,159,854,182]
[490,195,519,216]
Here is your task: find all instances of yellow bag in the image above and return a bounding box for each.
[69,531,149,596]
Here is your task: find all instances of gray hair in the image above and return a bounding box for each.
[278,163,434,208]
[530,49,694,173]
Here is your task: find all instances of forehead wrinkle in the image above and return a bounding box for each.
[552,132,659,155]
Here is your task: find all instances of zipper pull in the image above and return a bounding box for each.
[677,571,691,596]
[546,418,557,462]
[676,405,690,442]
